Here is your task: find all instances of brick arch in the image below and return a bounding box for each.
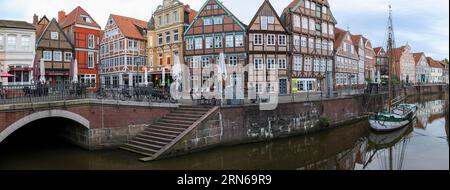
[0,110,90,143]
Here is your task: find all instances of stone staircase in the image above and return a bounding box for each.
[120,105,218,161]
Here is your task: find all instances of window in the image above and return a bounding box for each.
[308,37,314,49]
[158,33,163,45]
[301,36,307,47]
[311,2,316,10]
[7,35,16,49]
[294,35,300,47]
[205,36,213,49]
[294,56,302,71]
[214,36,222,48]
[315,5,321,17]
[195,37,203,49]
[229,56,238,67]
[214,5,219,9]
[214,16,223,25]
[166,14,170,24]
[254,34,263,45]
[267,34,275,45]
[0,35,3,50]
[226,35,234,47]
[192,56,200,68]
[80,74,96,88]
[278,35,286,46]
[268,16,275,24]
[204,17,212,25]
[206,5,212,10]
[329,24,334,35]
[322,22,328,34]
[53,51,62,61]
[235,35,243,47]
[301,17,308,29]
[304,56,312,71]
[256,83,263,93]
[267,59,276,70]
[88,52,94,68]
[173,30,179,42]
[309,18,315,31]
[320,58,326,72]
[50,31,59,40]
[278,58,287,69]
[316,39,321,49]
[21,36,30,50]
[186,38,193,50]
[294,15,300,27]
[81,15,92,23]
[314,58,320,72]
[166,32,171,44]
[261,16,268,30]
[88,35,95,49]
[305,0,311,9]
[254,58,263,70]
[202,57,209,68]
[158,16,162,26]
[322,40,328,50]
[43,51,52,61]
[64,52,72,62]
[174,11,179,22]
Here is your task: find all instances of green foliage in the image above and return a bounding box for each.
[318,116,331,128]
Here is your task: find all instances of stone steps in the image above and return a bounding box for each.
[120,105,217,161]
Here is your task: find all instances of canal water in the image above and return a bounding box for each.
[0,94,448,170]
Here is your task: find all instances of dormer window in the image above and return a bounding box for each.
[81,15,92,23]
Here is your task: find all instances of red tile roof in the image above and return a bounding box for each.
[111,14,148,40]
[334,27,346,49]
[392,46,406,63]
[373,47,383,55]
[427,57,444,68]
[60,6,101,29]
[412,52,425,65]
[351,35,362,49]
[34,17,50,40]
[184,5,197,23]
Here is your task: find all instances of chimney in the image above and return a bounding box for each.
[33,14,38,25]
[58,11,66,23]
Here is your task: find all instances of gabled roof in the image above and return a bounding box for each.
[35,18,74,49]
[0,20,35,30]
[34,16,50,39]
[412,52,426,65]
[392,46,407,63]
[60,6,101,29]
[427,57,444,68]
[283,0,337,24]
[374,47,384,55]
[351,35,363,49]
[248,0,288,33]
[334,27,347,49]
[184,0,246,36]
[111,14,148,40]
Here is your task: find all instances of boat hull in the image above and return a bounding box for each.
[369,104,418,132]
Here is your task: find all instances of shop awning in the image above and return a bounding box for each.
[0,72,14,77]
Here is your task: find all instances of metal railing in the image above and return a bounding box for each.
[0,82,88,105]
[95,84,177,103]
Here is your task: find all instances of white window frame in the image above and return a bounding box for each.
[53,51,62,61]
[195,37,203,50]
[186,38,193,50]
[214,16,223,25]
[7,35,16,50]
[51,32,59,40]
[64,52,72,62]
[205,36,213,49]
[278,35,286,46]
[88,52,95,69]
[254,58,263,70]
[235,35,243,47]
[0,35,3,50]
[278,58,287,69]
[226,35,234,48]
[293,15,300,28]
[43,51,52,61]
[204,17,212,25]
[88,34,95,49]
[214,36,223,48]
[267,58,276,70]
[229,56,238,67]
[267,34,276,46]
[261,16,268,30]
[254,34,263,45]
[293,56,302,71]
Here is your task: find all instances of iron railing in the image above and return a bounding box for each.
[0,82,88,105]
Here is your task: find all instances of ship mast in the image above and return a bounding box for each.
[386,5,396,112]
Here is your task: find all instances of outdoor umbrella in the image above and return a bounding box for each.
[162,65,166,87]
[39,59,46,83]
[144,65,148,85]
[0,72,14,78]
[72,59,78,83]
[217,52,227,102]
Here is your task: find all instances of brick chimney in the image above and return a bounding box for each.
[33,14,38,25]
[58,11,66,23]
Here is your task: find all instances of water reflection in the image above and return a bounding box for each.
[0,95,448,170]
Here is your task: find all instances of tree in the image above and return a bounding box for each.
[442,58,449,64]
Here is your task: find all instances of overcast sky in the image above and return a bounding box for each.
[0,0,448,60]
